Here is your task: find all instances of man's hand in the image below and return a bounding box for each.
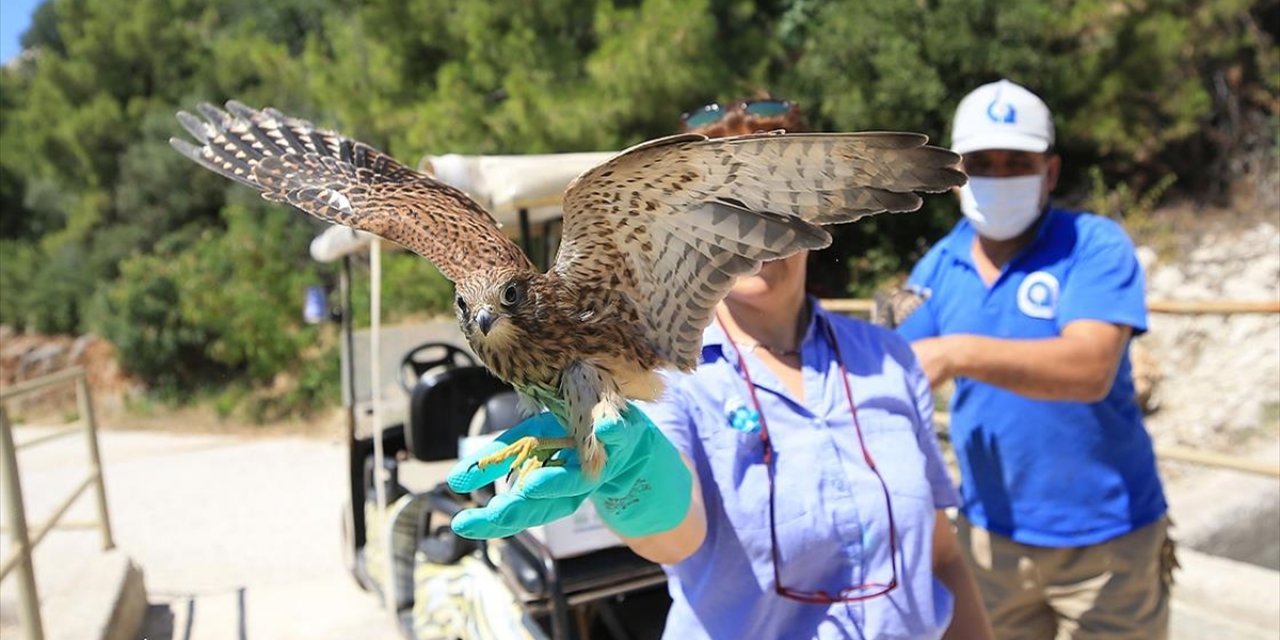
[910,321,1132,402]
[447,403,693,540]
[912,336,966,388]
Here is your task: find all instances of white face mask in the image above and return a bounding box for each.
[958,175,1045,241]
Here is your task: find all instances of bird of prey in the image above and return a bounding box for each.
[171,101,964,482]
[871,285,931,329]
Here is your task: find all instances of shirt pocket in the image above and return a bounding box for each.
[857,412,935,503]
[699,424,810,531]
[699,423,845,591]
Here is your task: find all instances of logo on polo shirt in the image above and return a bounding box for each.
[1017,271,1059,319]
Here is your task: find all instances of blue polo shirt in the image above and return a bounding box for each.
[898,208,1166,547]
[645,303,960,640]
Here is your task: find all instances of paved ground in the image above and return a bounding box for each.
[0,319,463,640]
[2,418,1277,640]
[1,425,403,640]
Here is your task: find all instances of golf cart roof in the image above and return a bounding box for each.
[308,150,617,262]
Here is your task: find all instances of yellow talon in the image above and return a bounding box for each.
[476,436,575,488]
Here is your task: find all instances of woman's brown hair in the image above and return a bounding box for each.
[682,97,810,138]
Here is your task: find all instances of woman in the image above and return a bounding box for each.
[449,98,991,639]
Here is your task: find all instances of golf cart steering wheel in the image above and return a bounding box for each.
[398,342,476,393]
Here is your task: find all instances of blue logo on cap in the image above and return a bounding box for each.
[986,97,1016,123]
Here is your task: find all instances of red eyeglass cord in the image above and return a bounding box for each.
[715,311,899,603]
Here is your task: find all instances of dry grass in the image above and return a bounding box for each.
[68,399,351,442]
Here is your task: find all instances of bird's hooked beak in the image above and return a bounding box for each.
[475,307,496,336]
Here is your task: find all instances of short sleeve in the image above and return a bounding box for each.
[637,376,696,460]
[897,249,942,341]
[905,349,960,509]
[1057,224,1148,335]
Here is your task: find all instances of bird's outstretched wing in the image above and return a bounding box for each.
[555,132,964,369]
[170,102,532,281]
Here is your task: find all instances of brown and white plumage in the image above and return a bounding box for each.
[172,101,964,478]
[872,286,931,329]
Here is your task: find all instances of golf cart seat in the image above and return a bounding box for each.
[406,364,669,639]
[405,364,514,462]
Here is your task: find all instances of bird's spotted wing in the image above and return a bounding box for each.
[871,286,930,329]
[170,101,532,281]
[555,132,964,369]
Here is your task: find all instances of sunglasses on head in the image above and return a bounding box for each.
[681,99,794,130]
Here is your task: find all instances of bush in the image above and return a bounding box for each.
[345,250,456,329]
[93,251,216,391]
[0,240,40,328]
[93,203,324,394]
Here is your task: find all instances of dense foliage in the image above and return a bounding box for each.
[0,0,1274,415]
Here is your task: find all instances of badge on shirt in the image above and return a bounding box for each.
[723,397,762,434]
[1017,271,1060,319]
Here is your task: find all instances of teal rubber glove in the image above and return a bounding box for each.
[447,403,692,540]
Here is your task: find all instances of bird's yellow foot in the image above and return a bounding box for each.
[475,436,575,488]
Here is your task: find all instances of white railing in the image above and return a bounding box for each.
[0,366,115,640]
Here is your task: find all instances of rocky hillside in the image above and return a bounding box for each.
[0,327,137,419]
[1137,219,1280,454]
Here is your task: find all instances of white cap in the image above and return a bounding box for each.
[951,79,1054,154]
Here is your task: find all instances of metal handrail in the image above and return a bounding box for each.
[819,297,1280,316]
[0,367,85,402]
[0,366,115,640]
[1147,299,1280,314]
[13,426,81,451]
[819,297,1280,477]
[932,412,1280,478]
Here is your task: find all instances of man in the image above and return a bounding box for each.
[897,79,1174,640]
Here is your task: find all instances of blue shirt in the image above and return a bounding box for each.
[644,302,960,640]
[898,208,1167,547]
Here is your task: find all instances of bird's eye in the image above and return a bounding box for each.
[500,283,520,307]
[455,295,468,314]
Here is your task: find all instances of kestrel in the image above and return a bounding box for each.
[171,101,964,481]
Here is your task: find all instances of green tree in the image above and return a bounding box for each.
[94,203,324,390]
[0,0,1272,415]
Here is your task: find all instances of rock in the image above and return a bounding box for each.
[19,342,67,378]
[1149,267,1185,298]
[70,333,99,363]
[1136,218,1280,455]
[1136,245,1159,273]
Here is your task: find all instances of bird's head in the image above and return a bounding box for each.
[454,270,538,351]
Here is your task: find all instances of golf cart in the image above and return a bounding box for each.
[311,150,672,640]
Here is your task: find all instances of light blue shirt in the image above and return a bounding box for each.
[644,302,960,640]
[898,209,1166,546]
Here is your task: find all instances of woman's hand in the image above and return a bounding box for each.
[447,403,694,540]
